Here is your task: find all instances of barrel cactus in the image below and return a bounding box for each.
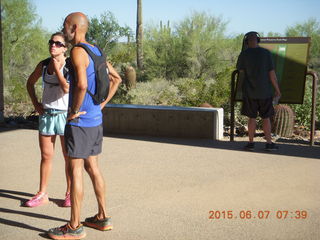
[199,102,213,108]
[272,105,295,137]
[124,66,136,89]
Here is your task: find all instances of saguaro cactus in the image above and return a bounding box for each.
[272,105,295,137]
[136,0,143,70]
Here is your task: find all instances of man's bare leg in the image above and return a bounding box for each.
[262,118,272,144]
[248,118,256,142]
[84,155,107,219]
[69,157,84,228]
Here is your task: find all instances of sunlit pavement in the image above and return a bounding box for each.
[1,129,319,240]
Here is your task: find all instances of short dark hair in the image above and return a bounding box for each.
[244,31,260,43]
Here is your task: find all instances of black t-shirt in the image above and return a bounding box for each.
[236,47,274,99]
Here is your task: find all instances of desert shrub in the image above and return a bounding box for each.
[125,78,182,106]
[290,79,320,130]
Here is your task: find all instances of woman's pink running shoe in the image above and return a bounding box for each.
[25,192,49,207]
[62,192,71,207]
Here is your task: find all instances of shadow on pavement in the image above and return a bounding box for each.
[0,189,68,208]
[0,217,46,233]
[0,207,67,236]
[0,189,69,238]
[0,125,36,133]
[0,189,67,232]
[0,208,67,222]
[0,189,33,206]
[1,127,319,159]
[106,134,320,160]
[39,232,52,239]
[49,198,67,208]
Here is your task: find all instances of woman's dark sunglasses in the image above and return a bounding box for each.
[48,40,65,48]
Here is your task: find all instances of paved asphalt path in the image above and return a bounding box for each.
[0,128,319,240]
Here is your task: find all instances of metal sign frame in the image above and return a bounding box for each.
[230,37,318,146]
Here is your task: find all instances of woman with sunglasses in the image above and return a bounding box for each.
[26,32,71,207]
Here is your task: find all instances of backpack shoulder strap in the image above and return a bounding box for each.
[41,57,51,85]
[41,57,63,87]
[94,45,106,58]
[74,43,106,61]
[41,57,51,67]
[63,57,72,79]
[74,43,95,59]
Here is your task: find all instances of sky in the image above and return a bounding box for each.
[32,0,320,37]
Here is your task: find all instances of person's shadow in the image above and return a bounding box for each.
[0,189,68,239]
[0,189,66,207]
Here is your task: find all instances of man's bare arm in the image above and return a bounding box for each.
[100,62,122,109]
[269,70,281,98]
[67,47,89,120]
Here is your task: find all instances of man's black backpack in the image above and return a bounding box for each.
[41,57,72,86]
[74,44,110,105]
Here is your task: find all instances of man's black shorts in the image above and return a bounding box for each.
[64,124,103,159]
[241,97,274,119]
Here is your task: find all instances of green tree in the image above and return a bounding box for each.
[2,0,48,106]
[119,12,234,110]
[143,22,182,80]
[86,11,132,60]
[143,12,228,81]
[175,11,227,79]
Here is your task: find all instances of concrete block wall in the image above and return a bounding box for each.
[102,104,224,140]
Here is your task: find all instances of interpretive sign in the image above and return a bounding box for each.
[234,37,311,104]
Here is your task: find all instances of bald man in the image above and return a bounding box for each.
[48,12,121,240]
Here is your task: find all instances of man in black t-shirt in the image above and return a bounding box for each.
[236,31,281,151]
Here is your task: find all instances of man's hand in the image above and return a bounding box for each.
[274,90,281,98]
[67,111,87,121]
